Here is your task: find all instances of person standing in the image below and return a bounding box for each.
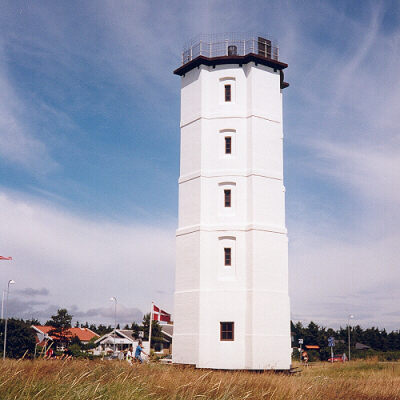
[45,348,54,360]
[126,346,133,365]
[302,350,309,366]
[135,340,148,363]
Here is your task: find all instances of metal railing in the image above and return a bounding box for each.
[181,33,279,65]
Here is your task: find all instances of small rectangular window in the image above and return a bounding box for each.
[225,137,231,154]
[224,247,231,266]
[220,322,234,341]
[224,189,231,208]
[224,84,231,102]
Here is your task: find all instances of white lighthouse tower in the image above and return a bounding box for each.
[173,33,291,370]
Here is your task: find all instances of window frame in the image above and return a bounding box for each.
[224,84,231,102]
[220,322,234,341]
[224,247,231,266]
[224,189,231,208]
[225,136,232,154]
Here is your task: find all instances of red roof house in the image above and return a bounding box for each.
[32,325,99,344]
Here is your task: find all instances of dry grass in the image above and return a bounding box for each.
[0,359,399,399]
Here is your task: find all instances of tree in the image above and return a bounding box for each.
[83,337,97,351]
[130,322,141,339]
[70,335,82,347]
[26,318,41,326]
[0,319,36,358]
[46,308,73,345]
[290,320,400,360]
[96,324,113,336]
[142,313,163,349]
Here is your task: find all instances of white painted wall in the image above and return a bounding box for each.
[173,61,291,370]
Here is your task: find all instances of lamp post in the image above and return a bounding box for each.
[1,256,13,320]
[1,290,6,320]
[3,279,16,359]
[109,297,117,356]
[348,314,354,361]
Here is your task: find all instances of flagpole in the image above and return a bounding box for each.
[149,301,153,351]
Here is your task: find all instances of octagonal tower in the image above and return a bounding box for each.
[173,33,291,370]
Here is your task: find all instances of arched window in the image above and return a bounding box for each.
[219,129,236,157]
[218,182,236,215]
[219,77,236,104]
[218,236,236,279]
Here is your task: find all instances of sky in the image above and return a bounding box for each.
[0,0,399,331]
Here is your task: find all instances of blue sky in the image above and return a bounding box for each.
[0,1,399,330]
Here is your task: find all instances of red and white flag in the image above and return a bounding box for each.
[0,256,12,260]
[152,304,171,323]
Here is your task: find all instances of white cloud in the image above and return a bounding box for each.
[0,190,175,325]
[70,304,143,324]
[14,287,49,297]
[0,46,56,173]
[309,140,400,208]
[289,227,400,330]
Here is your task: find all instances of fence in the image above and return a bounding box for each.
[181,33,279,65]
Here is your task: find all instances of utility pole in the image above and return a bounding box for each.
[109,297,117,356]
[3,280,16,359]
[149,302,154,351]
[348,314,354,361]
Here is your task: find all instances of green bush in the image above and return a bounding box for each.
[0,319,36,358]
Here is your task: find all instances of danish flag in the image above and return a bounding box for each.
[0,256,12,260]
[152,304,171,323]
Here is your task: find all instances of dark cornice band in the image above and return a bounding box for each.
[174,53,289,89]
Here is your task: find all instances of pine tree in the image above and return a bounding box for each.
[46,309,73,346]
[142,313,163,348]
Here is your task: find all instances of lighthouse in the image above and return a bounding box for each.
[173,33,291,370]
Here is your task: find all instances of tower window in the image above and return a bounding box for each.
[224,189,231,208]
[224,84,231,102]
[224,247,231,266]
[220,322,234,341]
[225,137,231,154]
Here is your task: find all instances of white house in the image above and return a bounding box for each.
[93,326,174,356]
[94,330,150,355]
[173,33,292,370]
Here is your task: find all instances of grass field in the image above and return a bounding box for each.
[0,359,399,399]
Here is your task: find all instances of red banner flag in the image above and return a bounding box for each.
[152,304,171,323]
[0,256,12,260]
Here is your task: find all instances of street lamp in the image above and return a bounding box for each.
[0,257,12,321]
[1,290,6,320]
[3,279,16,359]
[109,297,117,356]
[348,314,354,361]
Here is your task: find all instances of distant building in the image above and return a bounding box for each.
[32,325,99,349]
[94,325,173,355]
[94,329,144,355]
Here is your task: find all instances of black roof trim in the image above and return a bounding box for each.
[174,53,288,75]
[174,53,289,89]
